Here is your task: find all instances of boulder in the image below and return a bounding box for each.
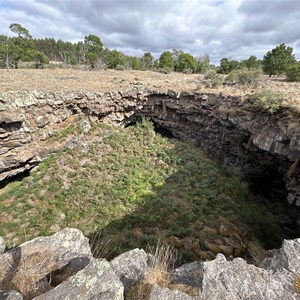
[33,258,123,300]
[110,248,151,292]
[149,284,197,300]
[200,254,299,300]
[261,238,300,274]
[0,228,91,298]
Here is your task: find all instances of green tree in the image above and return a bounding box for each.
[128,56,141,70]
[106,49,126,69]
[159,51,174,70]
[219,58,231,74]
[84,34,103,67]
[176,52,197,72]
[9,23,32,39]
[196,54,210,73]
[219,58,242,74]
[141,52,154,69]
[286,62,300,82]
[262,43,296,76]
[84,35,103,54]
[244,55,260,69]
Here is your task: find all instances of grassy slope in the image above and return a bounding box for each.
[0,119,281,263]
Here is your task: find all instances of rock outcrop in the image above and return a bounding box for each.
[0,89,299,232]
[0,229,299,299]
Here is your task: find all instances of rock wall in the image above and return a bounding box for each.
[0,228,299,299]
[0,89,299,230]
[0,90,146,182]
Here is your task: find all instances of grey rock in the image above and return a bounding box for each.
[172,262,203,288]
[80,119,91,134]
[200,254,299,300]
[0,290,23,300]
[35,115,49,128]
[0,228,91,298]
[0,237,5,254]
[261,238,300,274]
[149,285,197,300]
[34,258,123,300]
[110,248,150,292]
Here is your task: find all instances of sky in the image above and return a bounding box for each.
[1,0,300,64]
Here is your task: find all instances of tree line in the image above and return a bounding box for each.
[0,23,299,80]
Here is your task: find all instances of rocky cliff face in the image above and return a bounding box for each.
[0,89,299,232]
[0,228,299,299]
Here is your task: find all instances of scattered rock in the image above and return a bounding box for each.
[0,230,300,299]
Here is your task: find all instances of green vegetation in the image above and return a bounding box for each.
[159,51,174,71]
[225,68,263,85]
[0,120,281,264]
[176,53,198,73]
[253,90,284,114]
[2,22,299,81]
[200,70,224,88]
[262,43,296,77]
[286,62,300,82]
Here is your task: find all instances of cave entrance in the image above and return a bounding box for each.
[0,169,31,190]
[125,118,175,139]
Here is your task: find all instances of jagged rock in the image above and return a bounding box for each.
[34,258,123,300]
[0,228,91,298]
[0,237,5,254]
[110,248,151,292]
[149,284,197,300]
[200,254,299,300]
[0,290,23,299]
[261,238,300,274]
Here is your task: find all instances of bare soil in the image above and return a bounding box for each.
[0,69,299,105]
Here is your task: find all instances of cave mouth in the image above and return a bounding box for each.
[0,169,31,190]
[125,118,175,139]
[140,119,300,244]
[246,169,299,240]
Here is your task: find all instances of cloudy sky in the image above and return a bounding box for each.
[1,0,300,64]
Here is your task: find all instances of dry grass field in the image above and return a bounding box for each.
[0,68,299,107]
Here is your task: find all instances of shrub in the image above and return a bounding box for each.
[182,68,193,74]
[225,68,263,85]
[115,64,126,70]
[286,62,300,82]
[253,90,284,114]
[158,67,172,74]
[200,70,223,88]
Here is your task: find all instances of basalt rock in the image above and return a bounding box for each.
[0,229,299,299]
[0,89,299,231]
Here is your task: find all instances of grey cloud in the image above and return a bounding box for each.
[1,0,300,64]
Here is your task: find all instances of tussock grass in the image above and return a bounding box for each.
[127,240,200,299]
[0,119,281,264]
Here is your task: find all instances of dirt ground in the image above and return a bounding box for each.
[0,69,299,105]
